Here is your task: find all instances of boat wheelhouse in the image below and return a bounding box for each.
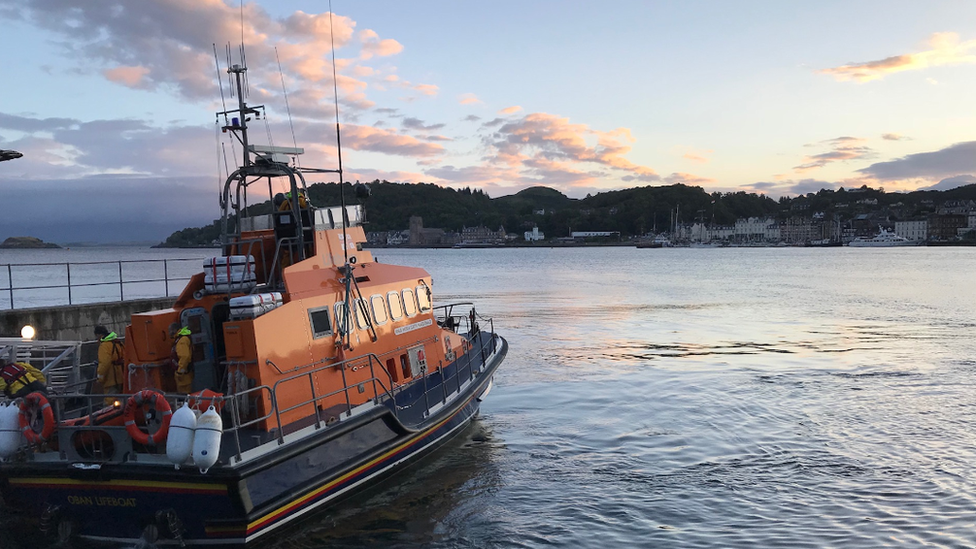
[0,62,506,547]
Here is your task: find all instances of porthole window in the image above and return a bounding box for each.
[416,285,431,311]
[402,289,418,317]
[388,291,404,321]
[371,295,388,325]
[308,307,332,339]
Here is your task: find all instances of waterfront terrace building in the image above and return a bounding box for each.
[928,213,967,241]
[733,217,779,243]
[781,217,820,245]
[894,220,927,242]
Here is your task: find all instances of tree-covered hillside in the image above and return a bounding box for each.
[158,180,976,247]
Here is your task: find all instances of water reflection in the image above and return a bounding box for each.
[269,421,502,549]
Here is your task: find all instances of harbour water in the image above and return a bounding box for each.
[6,246,976,547]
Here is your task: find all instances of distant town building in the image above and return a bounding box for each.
[571,231,619,239]
[733,217,779,243]
[524,226,545,241]
[928,213,967,241]
[387,230,409,246]
[894,220,927,242]
[461,225,506,245]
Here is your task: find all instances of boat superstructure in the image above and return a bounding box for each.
[847,227,917,247]
[0,61,506,547]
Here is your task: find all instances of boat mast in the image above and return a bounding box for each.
[229,64,252,168]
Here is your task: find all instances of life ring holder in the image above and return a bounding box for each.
[19,392,55,445]
[123,390,173,446]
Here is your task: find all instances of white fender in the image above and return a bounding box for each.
[166,402,197,469]
[0,403,21,459]
[192,406,222,474]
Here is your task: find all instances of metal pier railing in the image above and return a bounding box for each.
[1,258,202,310]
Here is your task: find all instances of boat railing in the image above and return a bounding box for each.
[1,258,202,310]
[268,353,394,439]
[433,302,496,343]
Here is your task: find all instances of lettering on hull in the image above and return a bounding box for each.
[394,318,432,336]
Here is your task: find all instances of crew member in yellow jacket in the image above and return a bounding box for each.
[94,325,124,402]
[169,323,193,394]
[0,359,46,399]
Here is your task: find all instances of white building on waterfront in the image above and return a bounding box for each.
[524,226,545,241]
[894,220,927,242]
[734,217,779,242]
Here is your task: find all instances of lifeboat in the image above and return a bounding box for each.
[0,58,506,547]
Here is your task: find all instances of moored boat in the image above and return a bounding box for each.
[847,227,916,247]
[0,60,506,547]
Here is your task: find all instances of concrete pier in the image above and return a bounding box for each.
[0,297,176,341]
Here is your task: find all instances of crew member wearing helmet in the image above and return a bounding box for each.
[0,359,46,400]
[94,325,125,402]
[278,190,308,211]
[169,323,194,394]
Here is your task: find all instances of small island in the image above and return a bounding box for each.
[0,236,61,249]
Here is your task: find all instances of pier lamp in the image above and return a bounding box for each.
[20,325,35,340]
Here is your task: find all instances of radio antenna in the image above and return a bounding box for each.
[329,0,347,264]
[276,47,300,169]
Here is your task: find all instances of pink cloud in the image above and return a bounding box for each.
[794,137,873,173]
[498,106,522,115]
[819,32,976,82]
[459,93,482,105]
[413,83,439,96]
[359,28,404,59]
[663,172,717,185]
[103,65,152,88]
[340,124,445,157]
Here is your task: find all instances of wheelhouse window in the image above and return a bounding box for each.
[388,291,404,321]
[308,307,332,339]
[334,301,351,335]
[355,298,371,330]
[402,288,418,317]
[416,285,431,312]
[371,295,389,325]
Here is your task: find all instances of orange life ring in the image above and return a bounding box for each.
[123,390,172,446]
[19,392,55,444]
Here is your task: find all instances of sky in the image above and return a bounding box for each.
[3,1,976,243]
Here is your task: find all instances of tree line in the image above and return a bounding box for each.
[159,181,976,247]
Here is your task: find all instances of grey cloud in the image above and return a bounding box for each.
[482,118,505,128]
[402,117,446,131]
[922,175,976,191]
[858,141,976,180]
[0,175,216,243]
[463,115,481,122]
[0,113,78,133]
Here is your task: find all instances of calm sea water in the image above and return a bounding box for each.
[7,246,976,548]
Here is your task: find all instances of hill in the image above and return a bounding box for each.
[158,181,976,247]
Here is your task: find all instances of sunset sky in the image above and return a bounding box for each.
[3,0,976,242]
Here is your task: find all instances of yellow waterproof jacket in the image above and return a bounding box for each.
[97,332,125,388]
[278,192,308,211]
[173,328,192,374]
[0,362,45,397]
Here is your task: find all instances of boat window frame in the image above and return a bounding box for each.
[416,284,431,312]
[370,294,389,325]
[387,291,404,321]
[355,298,371,330]
[334,301,353,335]
[402,288,418,317]
[308,306,333,339]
